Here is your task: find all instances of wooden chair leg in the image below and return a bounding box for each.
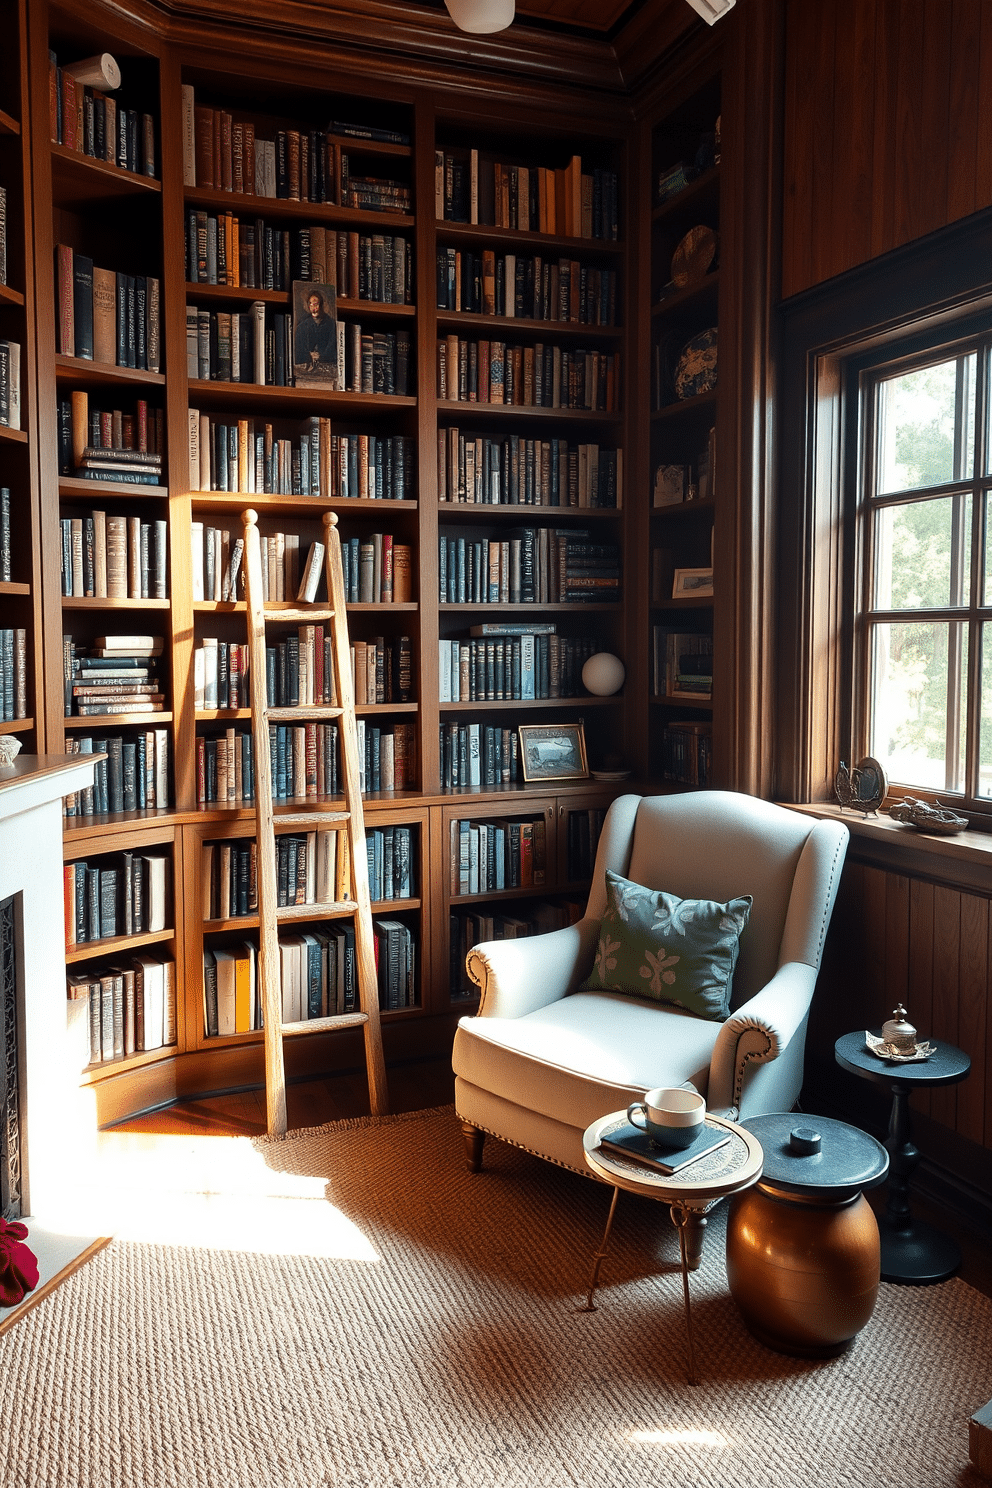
[461,1121,485,1173]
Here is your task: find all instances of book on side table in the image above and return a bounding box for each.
[598,1121,732,1174]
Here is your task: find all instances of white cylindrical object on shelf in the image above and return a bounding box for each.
[582,653,625,697]
[63,53,121,91]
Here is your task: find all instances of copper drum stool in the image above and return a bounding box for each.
[725,1114,889,1358]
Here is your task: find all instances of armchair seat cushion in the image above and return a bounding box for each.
[453,990,721,1137]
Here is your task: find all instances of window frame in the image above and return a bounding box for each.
[852,332,992,808]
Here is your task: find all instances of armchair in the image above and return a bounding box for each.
[453,791,849,1175]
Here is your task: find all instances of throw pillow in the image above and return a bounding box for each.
[580,869,752,1021]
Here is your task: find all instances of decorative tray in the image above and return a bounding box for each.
[865,1031,935,1063]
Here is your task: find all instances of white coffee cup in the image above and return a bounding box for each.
[627,1086,706,1149]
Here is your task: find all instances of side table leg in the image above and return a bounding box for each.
[579,1185,620,1313]
[671,1202,698,1386]
[880,1083,961,1285]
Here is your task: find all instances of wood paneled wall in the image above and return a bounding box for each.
[807,854,992,1207]
[781,0,992,300]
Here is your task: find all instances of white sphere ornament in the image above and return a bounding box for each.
[582,652,625,696]
[444,0,515,33]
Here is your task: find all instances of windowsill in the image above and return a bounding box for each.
[786,800,992,894]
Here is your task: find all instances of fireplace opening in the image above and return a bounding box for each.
[0,894,21,1221]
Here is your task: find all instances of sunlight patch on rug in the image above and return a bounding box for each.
[625,1428,732,1448]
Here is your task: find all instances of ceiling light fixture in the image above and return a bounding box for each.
[685,0,736,24]
[444,0,515,34]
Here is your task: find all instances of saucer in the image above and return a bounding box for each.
[591,769,632,781]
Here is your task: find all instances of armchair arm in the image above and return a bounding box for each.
[707,960,818,1115]
[465,917,600,1020]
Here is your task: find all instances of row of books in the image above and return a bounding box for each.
[56,247,161,373]
[187,414,415,499]
[651,629,714,700]
[352,636,414,706]
[341,324,412,396]
[186,303,293,386]
[63,851,170,946]
[60,514,168,600]
[194,641,250,711]
[0,488,11,581]
[438,632,599,702]
[339,534,413,604]
[658,721,713,786]
[449,901,583,995]
[440,722,520,788]
[62,731,170,817]
[195,718,416,803]
[0,341,20,430]
[68,957,176,1067]
[438,428,621,508]
[0,188,6,287]
[186,212,413,303]
[184,92,411,213]
[437,337,620,411]
[263,628,334,709]
[436,248,618,326]
[63,636,164,717]
[435,149,619,241]
[202,829,347,920]
[49,53,156,178]
[0,630,27,722]
[58,392,164,486]
[438,529,621,605]
[202,917,416,1035]
[449,815,548,896]
[566,806,606,881]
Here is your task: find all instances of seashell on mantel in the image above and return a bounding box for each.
[0,735,22,767]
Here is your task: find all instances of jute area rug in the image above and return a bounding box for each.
[0,1105,990,1488]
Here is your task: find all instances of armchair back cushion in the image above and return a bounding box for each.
[587,792,821,1007]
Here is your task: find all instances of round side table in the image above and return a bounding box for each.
[582,1111,763,1385]
[834,1030,971,1284]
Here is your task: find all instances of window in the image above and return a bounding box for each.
[857,336,992,803]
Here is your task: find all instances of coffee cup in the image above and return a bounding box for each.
[627,1087,706,1149]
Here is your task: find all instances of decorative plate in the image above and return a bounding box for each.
[674,328,718,401]
[671,225,718,288]
[865,1031,935,1063]
[591,769,632,781]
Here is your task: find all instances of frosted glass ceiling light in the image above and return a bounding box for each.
[444,0,515,33]
[685,0,736,23]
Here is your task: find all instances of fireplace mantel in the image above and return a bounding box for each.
[1,753,99,1218]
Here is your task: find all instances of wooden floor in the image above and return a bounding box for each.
[110,1056,457,1138]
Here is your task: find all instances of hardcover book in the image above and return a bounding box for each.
[598,1121,732,1175]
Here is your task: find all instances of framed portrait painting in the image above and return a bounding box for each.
[292,281,340,387]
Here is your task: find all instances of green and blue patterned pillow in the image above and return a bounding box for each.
[580,868,752,1021]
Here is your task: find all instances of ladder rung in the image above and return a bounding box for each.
[280,1011,368,1037]
[265,706,344,721]
[264,607,335,624]
[276,899,356,921]
[274,810,351,827]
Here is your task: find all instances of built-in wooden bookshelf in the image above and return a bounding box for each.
[19,0,640,1125]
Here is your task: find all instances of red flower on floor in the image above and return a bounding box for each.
[0,1216,39,1306]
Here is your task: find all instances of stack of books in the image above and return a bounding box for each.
[58,390,165,486]
[63,634,165,717]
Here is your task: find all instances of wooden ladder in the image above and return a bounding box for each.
[241,508,389,1135]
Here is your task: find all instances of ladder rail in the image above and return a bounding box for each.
[241,508,390,1137]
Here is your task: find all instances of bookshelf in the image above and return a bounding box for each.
[21,0,636,1124]
[646,73,722,790]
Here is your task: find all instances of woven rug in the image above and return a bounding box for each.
[0,1105,989,1488]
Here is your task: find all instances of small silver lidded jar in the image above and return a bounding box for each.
[881,1004,917,1054]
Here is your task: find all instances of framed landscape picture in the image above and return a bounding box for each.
[292,282,340,387]
[518,723,589,783]
[672,567,714,598]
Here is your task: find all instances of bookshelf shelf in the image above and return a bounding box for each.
[80,1043,178,1083]
[59,477,167,499]
[436,504,617,522]
[0,717,35,733]
[65,926,175,964]
[188,379,416,413]
[192,494,418,515]
[0,581,30,595]
[436,312,622,342]
[435,400,621,424]
[0,285,25,307]
[651,496,715,521]
[651,694,714,711]
[50,144,161,205]
[436,222,624,257]
[62,597,171,609]
[650,595,714,611]
[439,696,619,712]
[184,184,414,232]
[0,108,20,136]
[54,355,166,388]
[651,275,719,319]
[326,132,411,158]
[651,390,717,423]
[651,166,719,224]
[0,425,27,444]
[64,712,174,729]
[440,601,622,613]
[196,708,251,720]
